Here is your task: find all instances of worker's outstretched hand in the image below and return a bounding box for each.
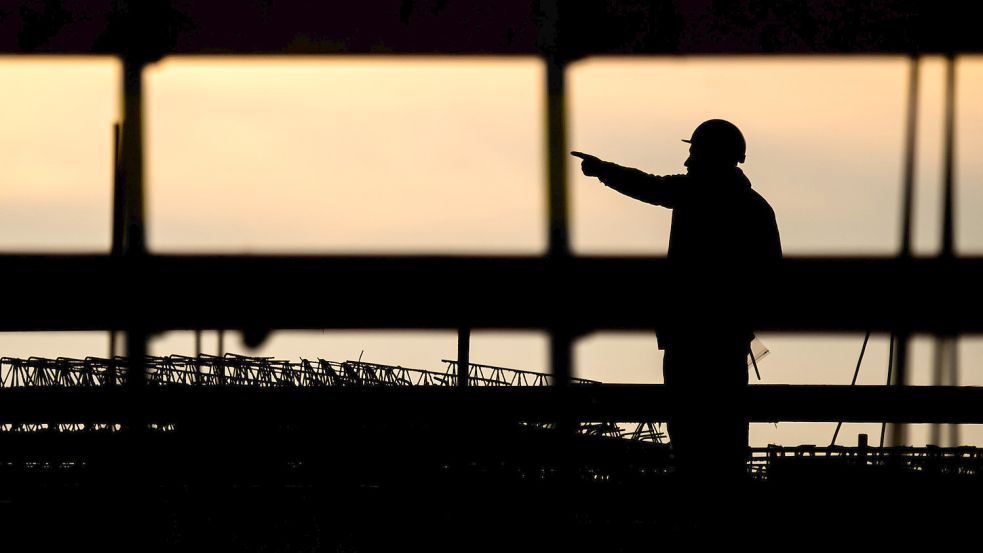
[571,151,606,178]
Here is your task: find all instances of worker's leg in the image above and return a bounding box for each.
[663,344,749,481]
[706,344,750,484]
[662,348,697,476]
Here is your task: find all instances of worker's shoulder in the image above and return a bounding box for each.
[744,187,777,219]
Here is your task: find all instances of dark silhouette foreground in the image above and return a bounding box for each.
[573,119,782,492]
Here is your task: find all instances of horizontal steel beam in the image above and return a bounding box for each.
[0,255,979,333]
[0,1,980,57]
[0,385,981,424]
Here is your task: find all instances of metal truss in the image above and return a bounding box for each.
[441,360,597,387]
[0,354,663,442]
[0,354,599,389]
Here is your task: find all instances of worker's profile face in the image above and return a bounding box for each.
[684,144,705,172]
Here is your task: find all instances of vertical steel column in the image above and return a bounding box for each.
[112,122,125,256]
[887,316,910,442]
[931,340,943,445]
[108,122,123,383]
[546,56,572,388]
[899,56,920,258]
[941,55,957,259]
[930,338,958,445]
[546,56,570,260]
[457,328,470,387]
[117,52,151,551]
[120,56,148,393]
[946,343,960,446]
[120,59,147,257]
[888,55,921,447]
[543,23,577,535]
[541,10,576,518]
[939,54,960,446]
[929,54,959,446]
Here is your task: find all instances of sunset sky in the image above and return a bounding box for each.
[0,55,980,447]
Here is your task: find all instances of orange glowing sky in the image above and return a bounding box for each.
[0,55,981,447]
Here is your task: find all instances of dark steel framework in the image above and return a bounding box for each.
[0,1,980,442]
[0,354,645,441]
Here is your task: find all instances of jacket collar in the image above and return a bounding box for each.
[690,166,751,190]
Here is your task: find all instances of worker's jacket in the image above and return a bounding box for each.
[595,163,782,350]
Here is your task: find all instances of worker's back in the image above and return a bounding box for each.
[655,167,781,351]
[667,166,781,265]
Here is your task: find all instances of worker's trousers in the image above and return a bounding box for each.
[662,342,750,484]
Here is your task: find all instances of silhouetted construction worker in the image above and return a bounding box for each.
[572,119,782,486]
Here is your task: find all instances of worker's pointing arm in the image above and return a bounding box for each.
[571,151,682,208]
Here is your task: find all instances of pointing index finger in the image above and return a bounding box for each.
[570,151,594,160]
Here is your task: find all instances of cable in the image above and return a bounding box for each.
[829,331,871,446]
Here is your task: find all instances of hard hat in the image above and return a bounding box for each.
[682,119,746,164]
